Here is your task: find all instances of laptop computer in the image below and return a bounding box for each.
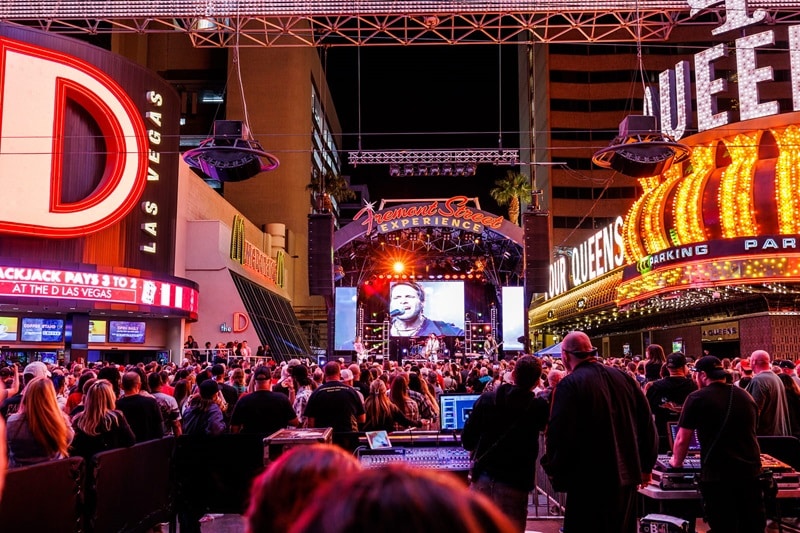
[654,422,702,471]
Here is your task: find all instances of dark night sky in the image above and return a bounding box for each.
[324,45,522,215]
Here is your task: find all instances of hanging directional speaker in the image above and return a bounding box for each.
[183,120,280,182]
[592,115,690,178]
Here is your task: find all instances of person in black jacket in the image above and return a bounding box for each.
[542,331,657,533]
[461,355,549,532]
[210,364,239,422]
[645,352,698,452]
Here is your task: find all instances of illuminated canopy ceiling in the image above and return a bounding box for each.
[3,1,800,46]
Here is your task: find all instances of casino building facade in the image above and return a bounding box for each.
[0,25,196,365]
[530,14,800,361]
[0,24,313,365]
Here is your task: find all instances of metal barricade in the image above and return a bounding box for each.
[530,433,566,519]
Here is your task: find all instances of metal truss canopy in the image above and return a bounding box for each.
[335,223,524,289]
[349,149,519,166]
[3,2,800,46]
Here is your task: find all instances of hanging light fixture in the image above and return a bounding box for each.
[183,120,279,182]
[592,1,690,178]
[591,115,690,178]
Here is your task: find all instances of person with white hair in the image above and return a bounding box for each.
[535,368,564,405]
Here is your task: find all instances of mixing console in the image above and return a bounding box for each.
[357,446,471,471]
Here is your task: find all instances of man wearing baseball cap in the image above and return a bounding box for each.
[777,359,800,388]
[645,352,697,452]
[229,366,298,435]
[670,355,764,532]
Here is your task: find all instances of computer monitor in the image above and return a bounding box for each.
[439,393,480,431]
[666,422,701,453]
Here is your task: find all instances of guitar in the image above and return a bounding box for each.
[484,341,504,358]
[356,345,382,363]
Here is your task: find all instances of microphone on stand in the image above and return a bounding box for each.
[389,308,403,317]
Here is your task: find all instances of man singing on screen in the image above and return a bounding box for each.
[388,281,464,337]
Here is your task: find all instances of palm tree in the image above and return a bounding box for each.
[307,170,356,212]
[490,170,531,226]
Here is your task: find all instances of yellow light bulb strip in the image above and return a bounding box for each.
[623,178,657,262]
[719,133,759,237]
[676,144,715,244]
[617,255,800,305]
[773,125,800,234]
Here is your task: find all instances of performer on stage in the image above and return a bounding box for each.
[484,333,500,362]
[452,337,466,365]
[388,281,464,337]
[452,338,464,354]
[424,333,441,363]
[353,336,368,364]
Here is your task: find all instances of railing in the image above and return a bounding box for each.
[532,433,566,519]
[0,432,565,530]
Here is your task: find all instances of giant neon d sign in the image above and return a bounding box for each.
[0,37,148,238]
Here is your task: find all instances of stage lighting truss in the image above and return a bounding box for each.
[350,149,519,177]
[335,225,523,288]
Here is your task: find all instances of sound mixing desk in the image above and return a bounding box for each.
[651,453,799,491]
[356,446,471,471]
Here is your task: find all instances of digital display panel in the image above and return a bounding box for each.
[388,281,465,337]
[89,320,107,343]
[0,316,18,341]
[0,266,199,319]
[39,352,57,364]
[20,318,64,342]
[108,321,146,344]
[334,287,358,350]
[501,286,524,351]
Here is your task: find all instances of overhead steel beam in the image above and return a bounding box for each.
[2,1,795,47]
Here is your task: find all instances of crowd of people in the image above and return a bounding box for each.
[0,332,798,532]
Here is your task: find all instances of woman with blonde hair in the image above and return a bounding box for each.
[69,379,135,459]
[6,376,74,467]
[230,367,247,396]
[363,379,421,432]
